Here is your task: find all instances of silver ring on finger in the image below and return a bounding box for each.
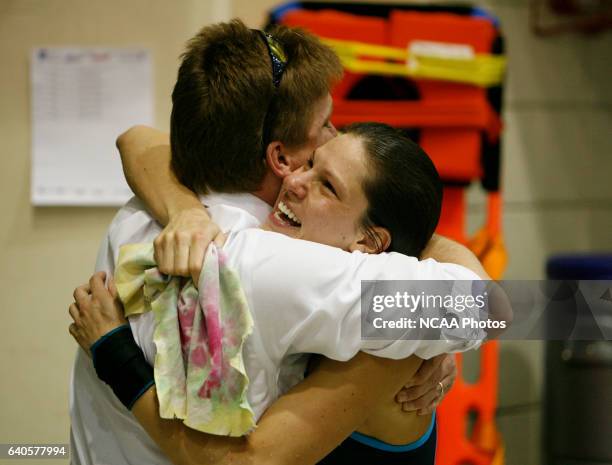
[437,381,445,397]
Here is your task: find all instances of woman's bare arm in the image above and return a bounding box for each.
[116,126,204,225]
[116,126,222,282]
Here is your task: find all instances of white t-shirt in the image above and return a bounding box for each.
[70,193,481,465]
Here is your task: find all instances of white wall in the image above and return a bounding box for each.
[0,2,224,464]
[0,1,610,465]
[465,3,611,464]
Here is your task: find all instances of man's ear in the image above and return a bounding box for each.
[349,226,391,254]
[265,141,292,178]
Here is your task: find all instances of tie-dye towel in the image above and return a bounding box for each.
[114,243,255,436]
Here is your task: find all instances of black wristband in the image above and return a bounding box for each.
[91,324,155,410]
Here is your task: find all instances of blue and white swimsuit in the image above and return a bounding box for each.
[317,413,437,465]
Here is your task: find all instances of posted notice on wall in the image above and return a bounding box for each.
[31,47,153,206]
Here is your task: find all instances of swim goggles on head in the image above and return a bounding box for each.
[255,30,287,88]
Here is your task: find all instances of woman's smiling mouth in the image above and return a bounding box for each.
[272,200,302,227]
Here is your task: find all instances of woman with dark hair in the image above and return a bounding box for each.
[69,123,487,465]
[264,122,442,259]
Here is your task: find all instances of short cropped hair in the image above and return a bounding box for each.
[170,19,342,194]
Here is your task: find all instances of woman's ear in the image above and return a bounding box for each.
[349,226,391,254]
[265,141,292,178]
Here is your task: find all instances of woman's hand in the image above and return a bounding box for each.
[68,271,128,357]
[115,125,226,284]
[395,353,457,415]
[153,208,227,285]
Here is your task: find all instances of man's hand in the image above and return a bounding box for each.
[68,271,128,356]
[153,208,226,284]
[395,354,457,415]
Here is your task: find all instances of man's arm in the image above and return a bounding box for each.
[238,229,487,362]
[114,129,461,410]
[421,234,489,279]
[69,279,422,465]
[132,353,422,465]
[396,353,456,415]
[421,235,512,339]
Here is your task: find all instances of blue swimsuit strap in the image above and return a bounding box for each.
[349,412,436,453]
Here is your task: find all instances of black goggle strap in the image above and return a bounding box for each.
[255,30,288,155]
[256,30,287,88]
